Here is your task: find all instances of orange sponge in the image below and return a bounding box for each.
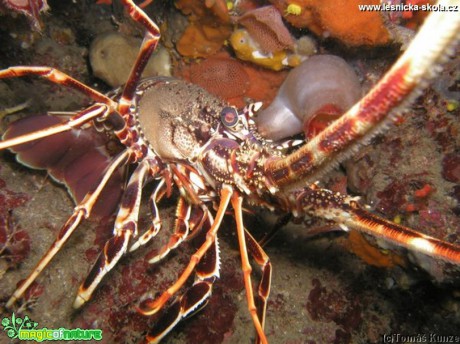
[271,0,391,46]
[189,57,251,100]
[347,231,406,268]
[175,52,287,108]
[175,0,232,58]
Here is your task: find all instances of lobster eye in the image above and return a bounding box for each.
[220,107,239,128]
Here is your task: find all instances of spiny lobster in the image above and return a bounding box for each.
[0,0,459,343]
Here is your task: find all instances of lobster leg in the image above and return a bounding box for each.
[171,164,203,204]
[0,66,116,107]
[146,199,212,264]
[294,187,460,264]
[5,149,130,308]
[141,212,219,343]
[186,206,209,240]
[117,0,160,116]
[0,104,111,150]
[232,193,268,344]
[265,0,460,190]
[147,197,191,263]
[138,185,233,315]
[244,228,272,344]
[130,178,166,252]
[0,0,160,148]
[74,159,151,308]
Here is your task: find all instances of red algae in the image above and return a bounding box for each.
[0,217,31,266]
[306,278,363,344]
[183,285,238,343]
[0,176,31,267]
[442,153,460,183]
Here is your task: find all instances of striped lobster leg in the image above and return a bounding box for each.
[74,159,153,308]
[140,207,219,343]
[5,149,130,308]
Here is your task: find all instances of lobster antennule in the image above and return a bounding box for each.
[138,185,233,316]
[143,210,218,343]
